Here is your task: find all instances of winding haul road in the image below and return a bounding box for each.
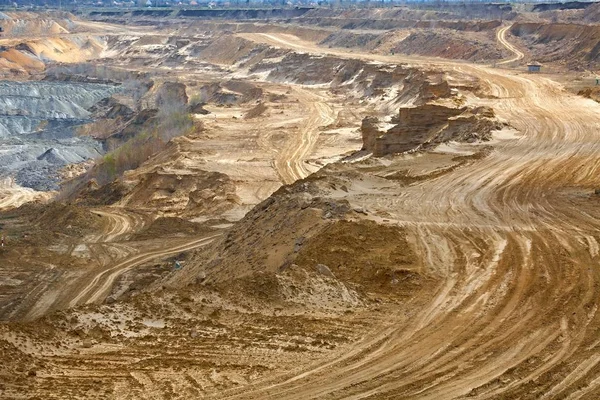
[496,25,525,65]
[223,29,600,399]
[19,207,220,319]
[276,87,336,184]
[69,233,220,307]
[64,209,219,308]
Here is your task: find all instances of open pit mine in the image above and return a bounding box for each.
[3,2,600,399]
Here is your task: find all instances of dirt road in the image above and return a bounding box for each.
[219,31,600,400]
[496,25,525,65]
[69,234,220,307]
[17,204,218,319]
[276,87,336,184]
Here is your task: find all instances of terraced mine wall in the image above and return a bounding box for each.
[0,81,118,191]
[87,7,313,19]
[532,1,593,12]
[178,7,312,18]
[298,17,502,31]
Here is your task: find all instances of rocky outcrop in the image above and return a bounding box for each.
[156,82,188,110]
[423,79,452,100]
[88,97,134,120]
[194,80,264,106]
[362,104,501,156]
[361,117,381,152]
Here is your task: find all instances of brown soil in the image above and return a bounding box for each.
[294,220,423,297]
[510,22,600,69]
[578,86,600,102]
[130,217,217,240]
[5,8,600,400]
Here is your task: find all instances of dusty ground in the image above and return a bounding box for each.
[2,7,600,400]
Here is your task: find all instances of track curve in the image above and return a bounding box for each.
[225,32,600,399]
[496,25,525,65]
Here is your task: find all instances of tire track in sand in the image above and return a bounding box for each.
[69,234,221,307]
[275,87,335,184]
[496,25,525,65]
[223,31,600,400]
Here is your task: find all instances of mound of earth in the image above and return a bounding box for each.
[156,81,188,110]
[158,178,434,320]
[294,219,422,298]
[0,11,74,36]
[244,102,268,119]
[88,97,135,120]
[197,35,272,65]
[37,148,74,165]
[0,35,107,77]
[194,80,264,106]
[70,179,129,206]
[19,202,103,237]
[120,167,240,218]
[0,330,40,387]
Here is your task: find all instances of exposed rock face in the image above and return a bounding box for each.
[361,117,380,152]
[156,82,188,110]
[362,104,501,156]
[422,79,452,100]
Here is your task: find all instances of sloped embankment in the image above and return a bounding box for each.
[0,11,73,36]
[0,12,105,77]
[510,22,600,69]
[171,181,431,305]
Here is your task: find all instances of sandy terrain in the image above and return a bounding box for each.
[0,178,54,211]
[3,8,600,400]
[496,24,525,65]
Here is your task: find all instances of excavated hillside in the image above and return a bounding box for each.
[78,7,510,63]
[510,22,600,69]
[0,11,74,36]
[0,81,118,191]
[5,7,600,400]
